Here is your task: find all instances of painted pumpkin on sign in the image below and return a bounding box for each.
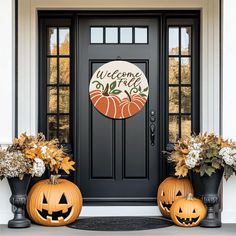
[157,177,193,218]
[27,175,83,226]
[170,193,206,227]
[120,92,147,118]
[90,83,121,119]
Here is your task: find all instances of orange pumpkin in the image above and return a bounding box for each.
[157,177,193,218]
[170,193,206,227]
[90,84,121,119]
[27,175,82,226]
[120,92,147,118]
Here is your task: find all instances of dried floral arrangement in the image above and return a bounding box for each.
[0,133,75,180]
[168,133,236,180]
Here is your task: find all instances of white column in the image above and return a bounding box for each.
[222,0,236,223]
[0,0,15,224]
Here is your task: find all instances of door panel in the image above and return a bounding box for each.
[78,17,159,203]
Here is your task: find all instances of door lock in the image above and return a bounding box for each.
[150,110,156,146]
[150,124,155,146]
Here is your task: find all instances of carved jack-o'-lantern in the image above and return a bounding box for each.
[157,177,193,218]
[170,193,206,227]
[27,175,83,226]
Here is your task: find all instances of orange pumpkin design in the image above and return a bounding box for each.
[120,91,147,118]
[90,84,121,119]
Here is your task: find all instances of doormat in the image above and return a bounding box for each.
[67,217,173,231]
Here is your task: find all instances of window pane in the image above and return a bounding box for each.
[47,87,57,113]
[181,58,191,84]
[181,87,191,113]
[59,115,70,143]
[181,115,191,139]
[169,27,179,55]
[48,28,57,55]
[59,28,70,55]
[59,58,70,84]
[47,58,57,84]
[181,27,191,55]
[91,27,103,44]
[59,87,70,113]
[47,115,57,140]
[169,87,179,113]
[134,27,147,43]
[169,57,179,84]
[120,27,132,43]
[169,115,179,143]
[105,27,118,43]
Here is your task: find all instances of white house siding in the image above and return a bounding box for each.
[0,0,15,223]
[222,0,236,224]
[1,0,236,224]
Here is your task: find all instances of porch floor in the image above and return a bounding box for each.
[0,224,235,236]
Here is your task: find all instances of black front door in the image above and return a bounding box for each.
[77,17,159,203]
[38,11,200,205]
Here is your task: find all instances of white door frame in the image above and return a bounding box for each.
[18,0,220,216]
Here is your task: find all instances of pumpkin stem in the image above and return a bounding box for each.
[124,90,132,102]
[102,83,109,96]
[49,175,61,184]
[186,193,194,200]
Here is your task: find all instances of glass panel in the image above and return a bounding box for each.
[48,28,57,55]
[181,58,191,84]
[105,27,118,43]
[91,27,103,44]
[59,58,70,84]
[134,27,147,43]
[169,87,179,113]
[169,57,179,84]
[47,58,57,84]
[181,115,191,139]
[169,115,179,143]
[59,28,70,55]
[59,115,70,143]
[120,27,133,43]
[169,27,179,55]
[47,87,57,113]
[181,27,191,55]
[181,87,191,113]
[47,115,57,140]
[59,87,70,113]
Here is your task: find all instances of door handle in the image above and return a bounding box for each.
[150,124,155,146]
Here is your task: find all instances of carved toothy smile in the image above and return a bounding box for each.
[160,202,172,211]
[37,206,72,221]
[176,216,199,225]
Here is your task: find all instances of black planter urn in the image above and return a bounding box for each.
[200,169,223,228]
[7,175,31,228]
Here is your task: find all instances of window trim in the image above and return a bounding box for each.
[166,19,200,144]
[38,18,73,153]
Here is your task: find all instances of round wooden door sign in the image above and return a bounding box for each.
[89,61,149,119]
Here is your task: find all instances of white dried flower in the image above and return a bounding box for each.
[41,146,47,154]
[32,158,45,177]
[0,150,32,180]
[185,142,202,169]
[219,147,236,167]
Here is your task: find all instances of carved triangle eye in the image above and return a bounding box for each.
[176,190,182,196]
[59,193,67,204]
[43,195,48,204]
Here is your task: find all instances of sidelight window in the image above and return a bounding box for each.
[46,27,71,145]
[168,26,192,143]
